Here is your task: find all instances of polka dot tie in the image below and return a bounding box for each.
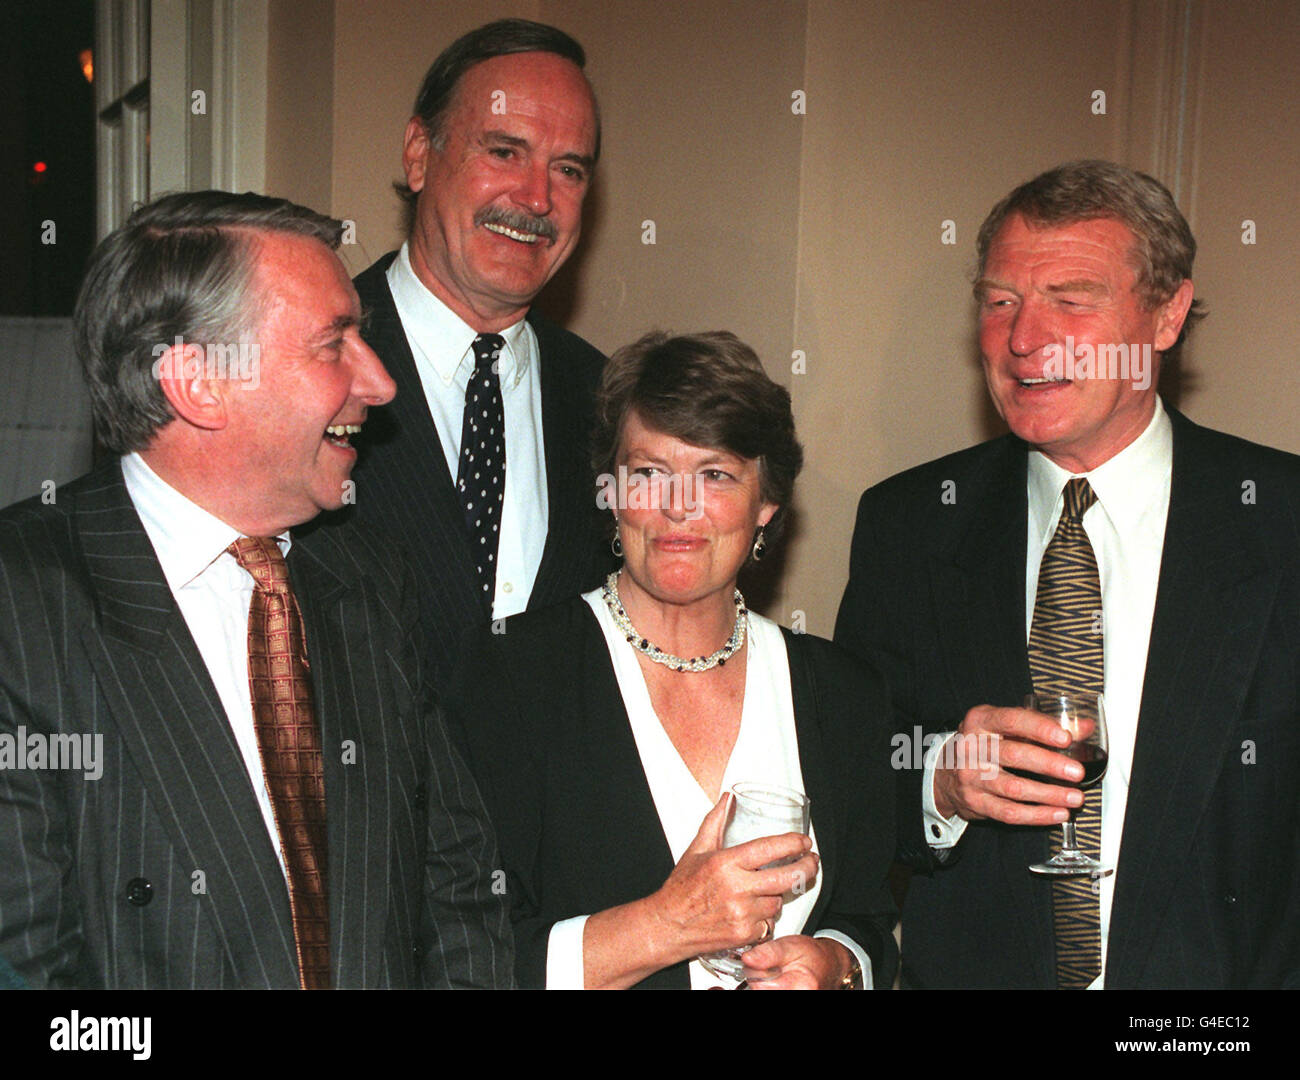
[1027,478,1103,990]
[228,536,330,990]
[457,334,506,612]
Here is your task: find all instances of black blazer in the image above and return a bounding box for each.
[323,253,611,690]
[442,597,899,989]
[0,461,513,988]
[835,405,1300,988]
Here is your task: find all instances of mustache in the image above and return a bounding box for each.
[474,206,558,242]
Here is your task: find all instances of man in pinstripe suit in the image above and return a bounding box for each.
[0,191,513,988]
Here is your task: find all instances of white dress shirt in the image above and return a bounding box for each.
[543,588,871,989]
[386,243,548,619]
[121,452,292,880]
[923,400,1173,987]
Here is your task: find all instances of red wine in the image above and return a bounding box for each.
[1007,745,1107,788]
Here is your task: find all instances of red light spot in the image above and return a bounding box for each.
[33,161,48,174]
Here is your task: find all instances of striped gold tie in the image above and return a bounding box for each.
[1027,477,1103,989]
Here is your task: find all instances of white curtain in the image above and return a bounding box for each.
[0,317,95,509]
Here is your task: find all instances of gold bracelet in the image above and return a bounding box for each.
[838,960,863,990]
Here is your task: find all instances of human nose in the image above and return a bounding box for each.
[512,160,553,217]
[1008,297,1054,358]
[350,339,396,405]
[658,473,688,521]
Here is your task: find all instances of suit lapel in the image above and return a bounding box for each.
[529,313,590,608]
[576,615,679,917]
[932,440,1055,984]
[936,440,1032,712]
[289,534,393,989]
[783,635,839,927]
[73,466,298,987]
[355,257,480,618]
[1106,411,1278,986]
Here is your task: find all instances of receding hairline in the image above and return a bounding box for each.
[224,226,351,337]
[425,49,599,153]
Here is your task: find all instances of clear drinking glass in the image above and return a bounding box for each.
[697,782,811,980]
[1022,692,1112,878]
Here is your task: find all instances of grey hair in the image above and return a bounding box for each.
[73,190,343,454]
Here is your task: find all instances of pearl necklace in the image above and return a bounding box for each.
[601,572,747,673]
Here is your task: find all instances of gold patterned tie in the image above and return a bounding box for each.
[1026,478,1103,989]
[228,536,331,990]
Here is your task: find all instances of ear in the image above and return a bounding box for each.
[402,117,432,196]
[152,343,229,432]
[1154,279,1195,353]
[758,502,779,529]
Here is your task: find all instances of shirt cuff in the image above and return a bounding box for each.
[813,929,873,989]
[922,732,969,849]
[545,915,589,989]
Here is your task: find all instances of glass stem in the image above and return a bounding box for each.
[1059,819,1080,854]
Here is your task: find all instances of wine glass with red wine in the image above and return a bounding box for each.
[1023,692,1112,878]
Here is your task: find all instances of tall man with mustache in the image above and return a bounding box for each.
[339,19,610,688]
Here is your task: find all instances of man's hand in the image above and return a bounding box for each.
[932,705,1084,824]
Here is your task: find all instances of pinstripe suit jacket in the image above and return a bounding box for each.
[0,461,514,988]
[314,253,612,691]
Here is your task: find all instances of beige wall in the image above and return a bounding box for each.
[263,0,1300,632]
[265,0,334,213]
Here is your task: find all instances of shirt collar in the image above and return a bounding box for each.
[121,452,291,591]
[1027,397,1173,546]
[387,241,531,389]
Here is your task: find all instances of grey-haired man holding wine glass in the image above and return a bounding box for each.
[836,160,1300,989]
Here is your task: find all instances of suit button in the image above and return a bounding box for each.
[1224,893,1237,904]
[413,784,427,811]
[126,878,153,906]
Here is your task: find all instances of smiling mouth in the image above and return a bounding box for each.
[324,423,362,448]
[483,222,542,244]
[1018,377,1071,388]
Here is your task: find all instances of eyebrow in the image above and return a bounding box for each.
[973,277,1110,298]
[973,278,1011,298]
[314,314,361,342]
[1045,279,1109,296]
[623,446,746,468]
[481,130,595,173]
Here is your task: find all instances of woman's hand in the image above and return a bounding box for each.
[739,935,856,990]
[646,794,819,962]
[581,794,818,988]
